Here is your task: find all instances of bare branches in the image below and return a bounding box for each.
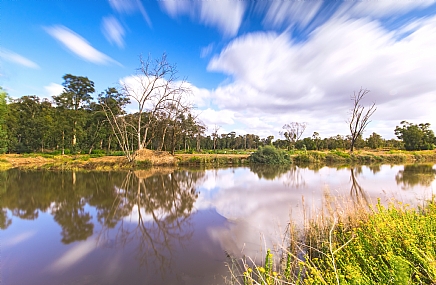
[348,88,376,152]
[119,53,192,151]
[280,122,307,149]
[101,53,193,161]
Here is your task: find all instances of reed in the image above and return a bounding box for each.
[227,196,436,285]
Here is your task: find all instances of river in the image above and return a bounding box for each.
[1,163,435,284]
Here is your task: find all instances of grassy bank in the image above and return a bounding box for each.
[0,149,435,170]
[292,149,436,165]
[228,198,436,285]
[176,153,250,166]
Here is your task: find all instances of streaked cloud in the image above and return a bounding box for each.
[45,25,121,66]
[102,16,125,48]
[200,43,214,58]
[108,0,151,27]
[261,0,323,28]
[337,0,435,18]
[160,0,245,37]
[0,47,39,69]
[204,15,436,138]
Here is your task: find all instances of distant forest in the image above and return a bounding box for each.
[0,72,434,155]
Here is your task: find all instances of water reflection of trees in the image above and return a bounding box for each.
[0,169,203,251]
[395,164,436,189]
[100,169,203,280]
[349,167,369,205]
[249,164,307,188]
[249,164,290,180]
[0,168,205,283]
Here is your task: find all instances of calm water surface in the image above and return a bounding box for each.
[1,164,435,285]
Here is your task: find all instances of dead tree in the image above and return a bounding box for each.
[280,122,307,150]
[101,53,192,162]
[120,53,191,151]
[348,88,376,152]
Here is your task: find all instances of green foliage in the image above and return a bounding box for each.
[135,159,152,168]
[366,132,384,149]
[235,199,436,285]
[0,87,8,153]
[249,146,291,164]
[395,121,435,151]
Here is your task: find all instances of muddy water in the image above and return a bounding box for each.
[1,164,435,284]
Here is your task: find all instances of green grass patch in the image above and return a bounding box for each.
[135,159,152,168]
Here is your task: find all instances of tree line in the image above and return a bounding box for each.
[0,55,434,156]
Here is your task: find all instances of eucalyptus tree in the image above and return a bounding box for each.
[347,88,376,152]
[53,74,95,150]
[395,121,435,150]
[280,122,307,150]
[0,87,8,153]
[6,96,55,152]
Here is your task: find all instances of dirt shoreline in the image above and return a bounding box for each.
[0,151,251,170]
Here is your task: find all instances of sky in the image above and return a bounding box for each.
[1,0,436,140]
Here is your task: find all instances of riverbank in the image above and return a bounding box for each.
[0,149,435,170]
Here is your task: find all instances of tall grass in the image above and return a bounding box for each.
[227,197,436,285]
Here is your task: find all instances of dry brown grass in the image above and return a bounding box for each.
[135,149,177,165]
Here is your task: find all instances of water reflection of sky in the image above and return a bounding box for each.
[2,164,435,285]
[194,164,436,258]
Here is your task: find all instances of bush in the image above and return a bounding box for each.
[249,146,291,164]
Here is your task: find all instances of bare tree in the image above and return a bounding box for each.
[101,53,192,162]
[120,53,191,151]
[348,88,376,152]
[280,122,307,149]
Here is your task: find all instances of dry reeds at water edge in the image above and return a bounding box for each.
[225,194,436,285]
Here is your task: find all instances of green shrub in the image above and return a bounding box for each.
[249,146,291,164]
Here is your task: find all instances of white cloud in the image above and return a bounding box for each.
[108,0,151,27]
[337,0,434,19]
[204,15,436,138]
[102,16,125,48]
[160,0,245,37]
[199,0,245,37]
[45,25,121,66]
[44,83,64,98]
[200,43,214,58]
[262,0,323,28]
[197,108,236,127]
[0,47,39,69]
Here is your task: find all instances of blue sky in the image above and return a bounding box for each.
[1,0,436,139]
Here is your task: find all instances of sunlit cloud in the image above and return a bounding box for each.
[0,47,39,69]
[102,16,125,48]
[45,25,121,66]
